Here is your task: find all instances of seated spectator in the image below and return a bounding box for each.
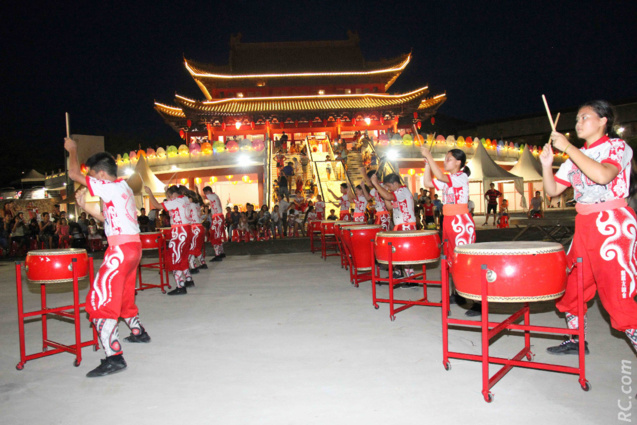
[230,205,241,232]
[497,199,510,225]
[10,212,28,254]
[77,212,89,236]
[270,205,283,238]
[303,205,317,232]
[69,220,86,248]
[237,213,249,241]
[56,217,71,248]
[38,212,56,248]
[327,209,338,220]
[138,208,150,232]
[0,216,8,253]
[246,203,258,232]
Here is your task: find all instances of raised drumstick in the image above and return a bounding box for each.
[65,112,71,138]
[541,95,556,131]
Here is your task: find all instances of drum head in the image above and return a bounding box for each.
[455,241,564,256]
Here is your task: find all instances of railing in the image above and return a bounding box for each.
[264,136,272,208]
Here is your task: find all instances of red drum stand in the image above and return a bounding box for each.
[370,240,442,321]
[137,239,170,294]
[15,258,99,370]
[441,257,589,403]
[309,221,321,253]
[320,222,339,260]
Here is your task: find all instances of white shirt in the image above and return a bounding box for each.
[391,186,416,225]
[86,176,139,237]
[370,188,387,212]
[206,192,224,215]
[163,196,189,225]
[433,172,469,205]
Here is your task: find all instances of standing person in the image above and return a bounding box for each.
[186,189,207,271]
[360,169,392,231]
[369,173,416,231]
[278,195,291,237]
[528,190,544,218]
[421,146,476,310]
[352,185,368,223]
[137,208,150,232]
[483,183,502,226]
[64,138,150,378]
[541,100,637,356]
[314,195,326,220]
[423,197,436,228]
[278,174,289,199]
[282,162,295,193]
[145,185,194,295]
[270,205,283,238]
[203,186,225,262]
[467,198,475,217]
[327,183,352,221]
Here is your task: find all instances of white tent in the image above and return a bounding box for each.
[21,169,45,183]
[466,141,527,209]
[131,155,167,196]
[509,145,543,181]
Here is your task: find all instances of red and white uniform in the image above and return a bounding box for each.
[162,196,192,272]
[371,188,391,230]
[353,194,367,223]
[433,172,476,264]
[554,136,637,331]
[206,192,225,256]
[84,176,141,321]
[188,202,205,258]
[315,201,325,220]
[338,194,351,221]
[391,186,416,230]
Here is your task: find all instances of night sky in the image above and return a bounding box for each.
[2,1,636,185]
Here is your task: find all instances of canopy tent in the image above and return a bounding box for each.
[20,169,45,183]
[466,141,527,209]
[131,155,167,196]
[509,145,543,181]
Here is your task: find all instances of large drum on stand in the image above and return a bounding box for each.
[453,242,567,302]
[25,249,89,284]
[344,225,383,271]
[334,221,364,241]
[375,230,441,265]
[140,232,163,250]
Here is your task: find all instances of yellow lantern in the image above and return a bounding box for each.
[408,169,415,176]
[195,177,202,185]
[210,176,218,183]
[242,175,249,183]
[232,181,238,185]
[180,178,188,185]
[226,175,233,180]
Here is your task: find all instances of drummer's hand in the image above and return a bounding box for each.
[144,186,153,195]
[550,131,571,153]
[371,174,379,185]
[420,146,432,159]
[64,137,77,152]
[75,188,87,208]
[539,143,554,167]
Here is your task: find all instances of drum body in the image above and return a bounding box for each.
[334,221,364,240]
[453,242,567,302]
[140,232,162,250]
[159,227,172,242]
[309,221,322,234]
[375,230,440,265]
[346,225,383,270]
[25,249,89,284]
[321,220,345,236]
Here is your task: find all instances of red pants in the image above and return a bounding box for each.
[442,213,476,265]
[557,207,637,331]
[209,213,225,256]
[316,212,324,220]
[339,211,351,221]
[165,224,192,271]
[190,223,205,256]
[393,222,416,231]
[86,241,142,321]
[375,211,391,231]
[353,212,365,223]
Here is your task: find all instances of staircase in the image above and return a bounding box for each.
[345,152,365,188]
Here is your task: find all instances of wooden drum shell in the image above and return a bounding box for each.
[453,242,568,302]
[374,230,441,265]
[25,249,89,284]
[345,225,383,271]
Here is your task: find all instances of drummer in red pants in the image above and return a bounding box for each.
[327,183,352,221]
[541,100,637,356]
[145,185,194,295]
[360,169,391,231]
[64,138,150,378]
[352,185,368,223]
[185,188,207,272]
[421,146,477,313]
[203,186,226,262]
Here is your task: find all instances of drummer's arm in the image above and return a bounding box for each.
[370,174,393,201]
[421,147,449,184]
[360,180,372,201]
[64,138,86,185]
[145,186,163,210]
[540,144,568,197]
[76,188,104,223]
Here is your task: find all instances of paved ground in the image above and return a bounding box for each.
[2,209,634,424]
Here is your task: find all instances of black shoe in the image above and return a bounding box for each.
[124,330,151,343]
[219,253,226,258]
[86,354,127,377]
[167,286,187,295]
[449,293,467,305]
[465,303,482,317]
[189,268,200,274]
[210,256,222,262]
[184,279,195,288]
[392,270,402,279]
[546,340,590,356]
[198,264,208,270]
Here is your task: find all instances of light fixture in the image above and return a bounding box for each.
[235,121,241,130]
[226,175,233,180]
[318,90,325,95]
[238,155,250,166]
[386,149,398,160]
[618,127,625,135]
[236,92,244,98]
[124,168,134,176]
[364,117,371,126]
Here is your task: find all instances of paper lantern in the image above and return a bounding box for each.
[186,119,192,128]
[178,144,189,156]
[201,142,212,155]
[189,143,201,155]
[179,130,186,139]
[414,134,424,145]
[80,164,88,175]
[146,148,156,158]
[252,139,265,152]
[435,135,445,143]
[408,169,415,176]
[232,181,238,185]
[391,134,403,145]
[137,150,146,159]
[195,177,201,184]
[456,136,465,147]
[226,175,233,180]
[212,141,225,153]
[116,154,123,165]
[156,147,166,158]
[122,153,130,163]
[210,176,218,183]
[465,137,473,148]
[180,178,188,185]
[129,151,136,161]
[166,146,178,157]
[242,175,249,183]
[239,138,252,151]
[431,116,435,125]
[226,140,238,153]
[378,133,389,146]
[402,134,413,145]
[446,135,456,145]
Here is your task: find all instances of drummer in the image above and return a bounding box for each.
[186,189,207,272]
[145,185,194,295]
[64,138,150,378]
[327,183,352,221]
[421,146,477,311]
[360,168,392,231]
[203,186,226,262]
[352,185,368,223]
[314,195,326,221]
[540,100,637,356]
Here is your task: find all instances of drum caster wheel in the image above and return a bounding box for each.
[161,290,166,294]
[16,363,24,371]
[525,352,535,361]
[581,381,592,392]
[390,315,396,322]
[484,392,494,403]
[74,359,81,367]
[374,304,379,310]
[443,361,451,371]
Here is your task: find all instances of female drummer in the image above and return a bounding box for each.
[369,173,416,231]
[352,185,368,223]
[540,100,637,356]
[65,138,150,378]
[203,185,226,262]
[327,183,352,221]
[146,185,194,295]
[360,169,392,231]
[186,189,207,272]
[421,147,476,310]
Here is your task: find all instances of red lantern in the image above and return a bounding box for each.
[380,116,384,125]
[295,120,298,128]
[417,121,422,129]
[222,122,226,131]
[413,112,418,119]
[250,121,254,130]
[431,116,435,125]
[179,129,186,139]
[186,119,192,128]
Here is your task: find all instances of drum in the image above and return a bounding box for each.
[321,220,346,236]
[309,220,322,234]
[334,221,365,240]
[160,227,172,242]
[375,230,441,265]
[453,242,567,302]
[25,249,89,284]
[345,225,383,271]
[140,232,162,250]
